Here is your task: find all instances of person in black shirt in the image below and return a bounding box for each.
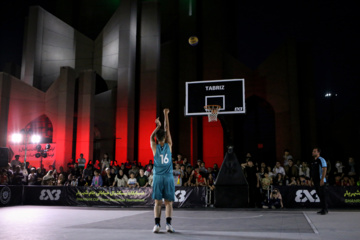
[242,160,259,207]
[311,147,328,215]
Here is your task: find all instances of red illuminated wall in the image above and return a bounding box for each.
[202,117,224,168]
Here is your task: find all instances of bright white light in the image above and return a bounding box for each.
[31,135,41,144]
[325,93,332,97]
[11,133,23,143]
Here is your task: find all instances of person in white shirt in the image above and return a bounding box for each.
[77,153,86,169]
[273,161,286,177]
[11,155,21,167]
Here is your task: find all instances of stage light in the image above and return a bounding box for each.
[31,135,41,144]
[325,93,332,97]
[11,133,23,143]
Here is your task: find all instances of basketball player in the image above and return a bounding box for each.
[150,108,175,233]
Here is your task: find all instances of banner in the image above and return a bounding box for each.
[0,185,23,206]
[65,186,206,207]
[8,143,56,168]
[277,186,360,208]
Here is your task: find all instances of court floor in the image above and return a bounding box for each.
[0,206,359,240]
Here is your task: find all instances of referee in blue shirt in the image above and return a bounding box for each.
[311,147,328,215]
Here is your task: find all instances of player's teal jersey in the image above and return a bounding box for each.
[153,143,173,175]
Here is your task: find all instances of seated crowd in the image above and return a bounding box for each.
[1,150,359,209]
[0,153,219,192]
[241,150,360,209]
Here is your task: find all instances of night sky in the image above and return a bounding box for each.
[1,0,359,159]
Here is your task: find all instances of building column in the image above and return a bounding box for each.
[76,70,95,165]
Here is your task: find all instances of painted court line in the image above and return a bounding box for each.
[303,211,319,234]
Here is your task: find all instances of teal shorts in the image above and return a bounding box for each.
[152,174,175,202]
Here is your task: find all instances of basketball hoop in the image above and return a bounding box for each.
[204,105,221,122]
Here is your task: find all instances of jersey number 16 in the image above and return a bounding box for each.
[160,154,169,164]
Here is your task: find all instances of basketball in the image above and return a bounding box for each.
[188,36,199,46]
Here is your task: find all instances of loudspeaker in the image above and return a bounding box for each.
[0,147,9,167]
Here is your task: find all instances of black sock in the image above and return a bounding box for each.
[166,217,172,225]
[155,217,160,226]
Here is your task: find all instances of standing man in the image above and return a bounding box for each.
[150,108,175,233]
[77,153,86,170]
[311,147,328,215]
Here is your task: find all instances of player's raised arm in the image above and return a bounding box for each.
[163,108,172,150]
[150,117,161,156]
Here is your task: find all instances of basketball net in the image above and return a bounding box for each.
[204,105,221,122]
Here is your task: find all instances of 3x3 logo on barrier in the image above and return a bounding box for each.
[39,189,62,201]
[174,190,186,202]
[295,189,320,203]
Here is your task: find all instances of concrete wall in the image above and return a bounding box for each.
[1,67,76,169]
[21,6,93,92]
[137,0,159,164]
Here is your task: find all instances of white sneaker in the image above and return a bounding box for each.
[153,224,160,233]
[166,224,175,233]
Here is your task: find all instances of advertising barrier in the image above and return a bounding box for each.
[0,185,23,206]
[277,186,360,208]
[1,185,360,208]
[1,186,206,208]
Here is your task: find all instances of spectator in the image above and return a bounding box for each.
[77,153,86,170]
[288,176,297,186]
[199,162,207,175]
[101,153,111,172]
[28,168,38,185]
[127,172,139,188]
[273,173,285,186]
[84,175,92,186]
[345,157,358,177]
[334,175,342,186]
[182,157,189,167]
[273,161,286,177]
[283,149,293,167]
[183,165,192,186]
[334,161,345,175]
[176,154,183,165]
[298,175,311,186]
[213,163,219,179]
[137,169,149,188]
[64,173,73,186]
[113,169,128,187]
[91,169,103,187]
[0,169,8,184]
[10,155,21,168]
[57,173,65,186]
[267,166,275,179]
[128,164,139,178]
[173,163,183,186]
[12,166,24,185]
[242,160,258,208]
[42,170,55,185]
[82,164,93,180]
[260,172,272,202]
[148,171,154,187]
[263,188,283,209]
[144,164,153,177]
[285,159,298,181]
[103,168,115,187]
[207,173,215,191]
[71,163,81,178]
[20,162,28,185]
[341,175,352,186]
[299,161,310,178]
[120,163,129,176]
[196,173,207,187]
[70,175,78,186]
